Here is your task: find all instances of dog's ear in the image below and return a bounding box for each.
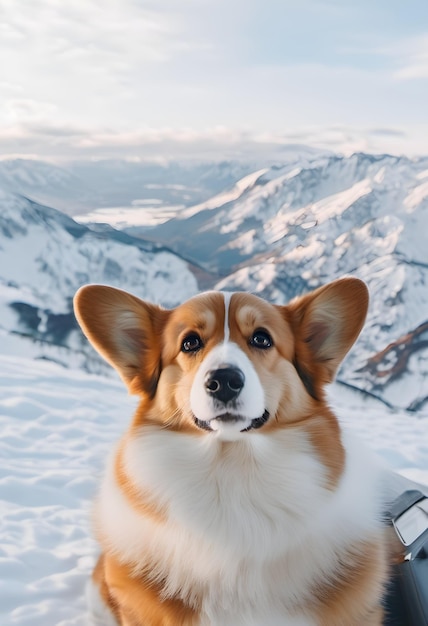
[73,285,170,396]
[283,278,369,400]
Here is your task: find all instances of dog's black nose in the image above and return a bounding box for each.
[204,367,245,404]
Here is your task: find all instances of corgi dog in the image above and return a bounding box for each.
[74,278,391,626]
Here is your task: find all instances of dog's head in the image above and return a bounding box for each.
[74,278,368,441]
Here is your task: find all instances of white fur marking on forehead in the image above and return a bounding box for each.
[222,292,234,342]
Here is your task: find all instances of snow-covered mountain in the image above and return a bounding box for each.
[0,189,198,370]
[1,151,427,411]
[144,153,427,273]
[136,152,428,411]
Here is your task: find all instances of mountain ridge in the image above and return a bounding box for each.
[1,152,427,412]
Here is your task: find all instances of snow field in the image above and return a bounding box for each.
[0,355,135,625]
[0,355,426,625]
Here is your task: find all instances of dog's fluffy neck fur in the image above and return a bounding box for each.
[96,424,385,624]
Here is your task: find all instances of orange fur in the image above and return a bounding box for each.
[114,438,168,523]
[92,553,121,622]
[312,538,388,626]
[100,553,199,626]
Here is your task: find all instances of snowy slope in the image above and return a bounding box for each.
[0,355,133,626]
[148,153,428,274]
[0,354,427,626]
[143,152,428,409]
[0,189,198,369]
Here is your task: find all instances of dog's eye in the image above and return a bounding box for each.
[181,334,203,353]
[250,329,273,350]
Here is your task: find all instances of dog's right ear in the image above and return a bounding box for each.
[73,285,170,396]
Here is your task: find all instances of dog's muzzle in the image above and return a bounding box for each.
[193,364,269,433]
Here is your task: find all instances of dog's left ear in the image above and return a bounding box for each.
[73,285,170,396]
[283,278,369,399]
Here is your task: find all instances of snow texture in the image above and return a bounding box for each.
[0,153,427,624]
[0,354,427,626]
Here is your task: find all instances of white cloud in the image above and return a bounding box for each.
[0,1,427,160]
[392,35,428,80]
[1,120,426,163]
[2,0,182,62]
[0,0,217,133]
[0,1,190,102]
[370,32,428,81]
[4,98,57,122]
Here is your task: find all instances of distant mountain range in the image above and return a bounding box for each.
[1,153,427,412]
[0,158,258,216]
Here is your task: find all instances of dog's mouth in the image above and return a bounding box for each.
[194,410,270,433]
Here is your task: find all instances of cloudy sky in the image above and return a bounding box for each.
[1,0,428,161]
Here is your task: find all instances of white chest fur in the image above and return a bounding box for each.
[96,426,383,622]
